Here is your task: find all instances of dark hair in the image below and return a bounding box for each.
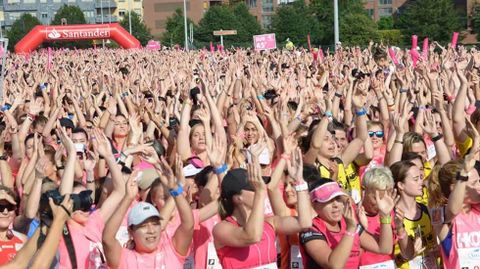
[401,152,422,162]
[33,115,48,128]
[95,176,108,205]
[194,166,214,188]
[390,160,416,188]
[24,133,35,146]
[72,127,88,139]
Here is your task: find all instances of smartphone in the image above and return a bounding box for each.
[190,87,200,105]
[74,143,86,153]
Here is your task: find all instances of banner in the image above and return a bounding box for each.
[253,33,276,51]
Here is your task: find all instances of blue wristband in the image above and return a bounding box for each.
[355,108,367,116]
[214,164,228,174]
[257,95,266,100]
[324,111,333,118]
[169,184,184,197]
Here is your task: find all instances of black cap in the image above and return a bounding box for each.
[221,168,254,199]
[59,118,75,129]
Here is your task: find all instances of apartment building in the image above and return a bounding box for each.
[363,0,408,21]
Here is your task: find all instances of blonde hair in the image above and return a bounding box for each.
[426,164,446,208]
[403,132,426,153]
[363,166,394,190]
[367,121,384,131]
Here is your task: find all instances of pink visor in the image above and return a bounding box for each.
[310,182,347,203]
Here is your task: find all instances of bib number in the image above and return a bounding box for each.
[206,242,222,269]
[252,262,277,269]
[290,245,303,269]
[408,254,437,269]
[359,260,395,269]
[458,247,480,269]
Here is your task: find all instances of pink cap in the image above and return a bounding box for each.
[310,182,347,203]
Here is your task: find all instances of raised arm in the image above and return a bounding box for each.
[58,126,77,195]
[177,100,193,161]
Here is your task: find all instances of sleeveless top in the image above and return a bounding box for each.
[440,203,480,269]
[0,230,24,265]
[279,208,302,269]
[394,203,439,269]
[299,216,361,269]
[216,217,277,269]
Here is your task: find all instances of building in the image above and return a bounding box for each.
[363,0,408,21]
[0,0,144,31]
[143,0,288,38]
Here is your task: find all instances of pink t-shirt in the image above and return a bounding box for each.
[193,214,221,269]
[359,212,395,266]
[441,203,480,269]
[118,231,186,269]
[58,210,106,269]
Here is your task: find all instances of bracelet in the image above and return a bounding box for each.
[86,179,95,184]
[456,171,469,182]
[334,92,342,98]
[355,108,367,116]
[257,95,266,100]
[281,153,291,161]
[380,215,391,224]
[466,105,476,115]
[169,184,184,197]
[345,230,356,237]
[295,115,303,122]
[394,140,403,144]
[324,111,333,118]
[396,229,407,240]
[214,164,228,174]
[418,105,427,111]
[475,100,480,109]
[0,155,7,161]
[446,95,455,102]
[56,165,65,170]
[431,134,443,142]
[399,88,408,93]
[294,182,308,192]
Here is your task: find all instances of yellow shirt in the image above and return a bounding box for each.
[415,161,432,206]
[457,136,473,157]
[394,204,439,269]
[316,160,362,203]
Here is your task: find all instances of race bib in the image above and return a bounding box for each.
[429,207,444,226]
[252,262,278,269]
[351,189,361,204]
[206,242,222,269]
[290,245,303,269]
[458,247,480,269]
[408,254,437,269]
[359,260,395,269]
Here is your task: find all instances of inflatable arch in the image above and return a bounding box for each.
[15,23,141,54]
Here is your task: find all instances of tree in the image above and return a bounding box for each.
[51,5,87,25]
[7,14,42,51]
[271,0,320,47]
[196,3,262,48]
[473,4,480,34]
[161,8,195,47]
[395,0,461,44]
[310,0,378,46]
[377,16,394,30]
[120,11,153,46]
[50,5,89,48]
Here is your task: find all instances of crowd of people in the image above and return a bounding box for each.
[0,41,478,269]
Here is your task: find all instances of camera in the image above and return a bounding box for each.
[351,68,369,80]
[190,87,200,105]
[39,189,93,224]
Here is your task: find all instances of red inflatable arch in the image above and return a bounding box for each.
[15,23,141,54]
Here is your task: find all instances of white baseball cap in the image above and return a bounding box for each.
[127,202,160,226]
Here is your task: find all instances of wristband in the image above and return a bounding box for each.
[380,216,391,224]
[334,92,342,98]
[86,179,95,184]
[345,230,356,237]
[281,153,291,161]
[0,155,7,161]
[456,172,469,182]
[399,88,408,93]
[475,100,480,109]
[169,184,184,197]
[394,140,404,144]
[446,95,455,102]
[324,111,333,118]
[431,134,443,142]
[214,164,228,174]
[294,182,308,192]
[56,165,65,170]
[418,105,427,111]
[466,105,476,115]
[355,108,367,116]
[257,95,266,100]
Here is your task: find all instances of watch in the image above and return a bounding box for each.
[0,155,7,161]
[456,172,469,182]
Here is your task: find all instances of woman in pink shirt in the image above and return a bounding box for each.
[102,159,194,269]
[436,130,480,269]
[213,149,311,269]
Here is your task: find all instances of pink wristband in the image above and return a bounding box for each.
[345,230,356,237]
[466,105,476,115]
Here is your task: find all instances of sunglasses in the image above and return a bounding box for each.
[368,131,384,138]
[0,203,16,212]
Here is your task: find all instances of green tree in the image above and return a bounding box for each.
[50,5,89,48]
[120,11,153,46]
[395,0,461,43]
[310,0,378,47]
[473,4,480,34]
[162,8,195,47]
[52,5,87,25]
[196,3,261,48]
[271,0,320,47]
[377,16,394,30]
[7,14,42,51]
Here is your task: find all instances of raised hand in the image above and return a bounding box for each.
[247,155,266,192]
[140,146,161,165]
[420,110,438,137]
[282,134,298,156]
[125,172,139,200]
[50,194,73,222]
[343,199,358,231]
[207,133,227,167]
[57,125,75,154]
[375,188,399,217]
[90,128,112,158]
